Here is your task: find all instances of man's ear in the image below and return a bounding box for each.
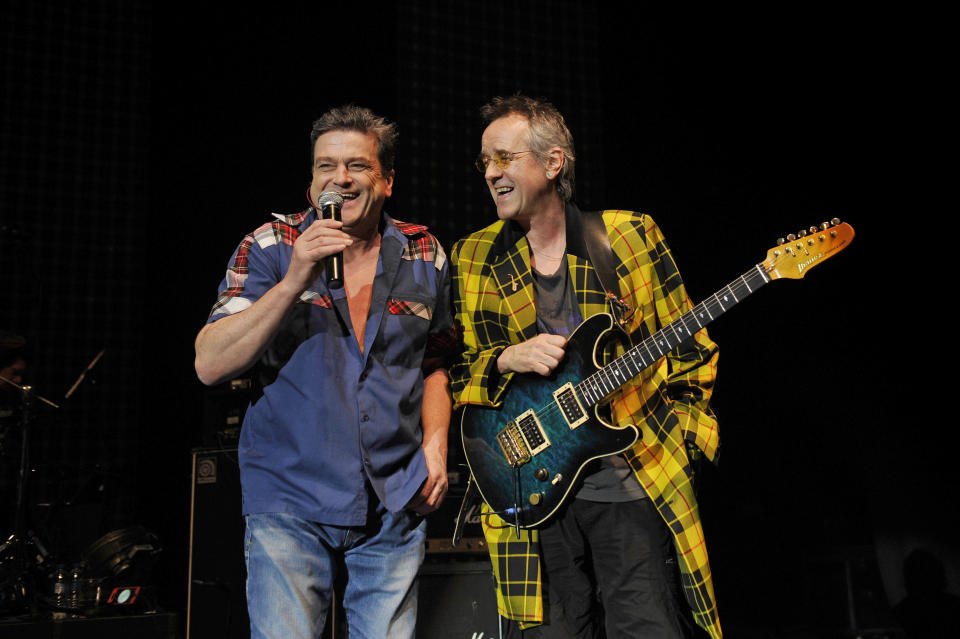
[384,169,395,198]
[544,148,564,180]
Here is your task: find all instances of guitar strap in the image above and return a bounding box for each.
[581,210,632,330]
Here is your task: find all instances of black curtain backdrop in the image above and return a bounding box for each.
[1,2,949,634]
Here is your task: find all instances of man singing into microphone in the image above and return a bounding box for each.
[195,105,454,639]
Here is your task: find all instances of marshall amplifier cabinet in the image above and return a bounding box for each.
[186,448,248,639]
[416,559,500,639]
[424,483,487,555]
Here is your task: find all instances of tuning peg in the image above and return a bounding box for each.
[798,229,807,238]
[777,237,785,246]
[787,233,797,241]
[831,217,841,226]
[821,222,830,230]
[809,226,818,234]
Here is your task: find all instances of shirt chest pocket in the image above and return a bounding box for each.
[386,296,435,322]
[379,293,436,365]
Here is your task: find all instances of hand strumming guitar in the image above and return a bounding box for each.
[497,334,567,376]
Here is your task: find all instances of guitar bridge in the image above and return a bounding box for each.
[553,383,588,429]
[496,410,549,467]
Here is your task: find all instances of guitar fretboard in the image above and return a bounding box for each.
[577,264,770,406]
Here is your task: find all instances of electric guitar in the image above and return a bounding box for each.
[461,219,855,529]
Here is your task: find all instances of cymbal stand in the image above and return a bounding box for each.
[0,380,57,615]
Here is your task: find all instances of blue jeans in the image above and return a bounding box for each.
[244,506,426,639]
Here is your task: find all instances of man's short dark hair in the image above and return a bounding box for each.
[481,95,576,201]
[310,105,398,173]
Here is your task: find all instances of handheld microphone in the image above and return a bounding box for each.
[317,191,345,289]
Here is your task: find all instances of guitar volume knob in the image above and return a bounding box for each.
[535,468,549,481]
[529,492,543,506]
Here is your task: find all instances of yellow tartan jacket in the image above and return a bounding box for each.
[449,204,722,639]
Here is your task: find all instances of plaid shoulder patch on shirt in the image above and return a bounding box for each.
[255,216,302,249]
[393,218,446,271]
[209,215,306,319]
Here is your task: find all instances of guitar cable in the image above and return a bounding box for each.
[513,467,521,539]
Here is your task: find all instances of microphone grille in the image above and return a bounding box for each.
[317,191,344,208]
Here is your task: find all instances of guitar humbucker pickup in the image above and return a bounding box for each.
[553,383,588,429]
[496,408,551,467]
[516,410,550,455]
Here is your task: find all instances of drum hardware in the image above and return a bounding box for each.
[0,382,56,616]
[1,346,148,621]
[63,349,105,400]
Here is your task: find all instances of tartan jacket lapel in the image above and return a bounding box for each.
[488,222,539,344]
[488,203,612,340]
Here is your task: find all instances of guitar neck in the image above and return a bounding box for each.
[577,263,770,406]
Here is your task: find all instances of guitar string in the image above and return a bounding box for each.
[577,268,765,399]
[523,268,766,440]
[535,249,835,418]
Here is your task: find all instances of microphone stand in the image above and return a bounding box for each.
[12,386,35,540]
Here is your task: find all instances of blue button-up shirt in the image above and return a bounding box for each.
[206,209,454,525]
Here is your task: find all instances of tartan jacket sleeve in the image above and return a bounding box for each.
[605,210,722,638]
[449,220,534,409]
[604,210,720,461]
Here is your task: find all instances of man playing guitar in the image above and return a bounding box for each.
[449,95,721,638]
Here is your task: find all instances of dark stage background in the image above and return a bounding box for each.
[2,2,951,636]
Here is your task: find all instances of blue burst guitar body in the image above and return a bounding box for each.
[461,313,639,528]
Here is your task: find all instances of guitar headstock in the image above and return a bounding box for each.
[762,219,855,280]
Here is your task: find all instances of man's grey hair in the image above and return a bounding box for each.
[310,105,398,173]
[481,95,576,201]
